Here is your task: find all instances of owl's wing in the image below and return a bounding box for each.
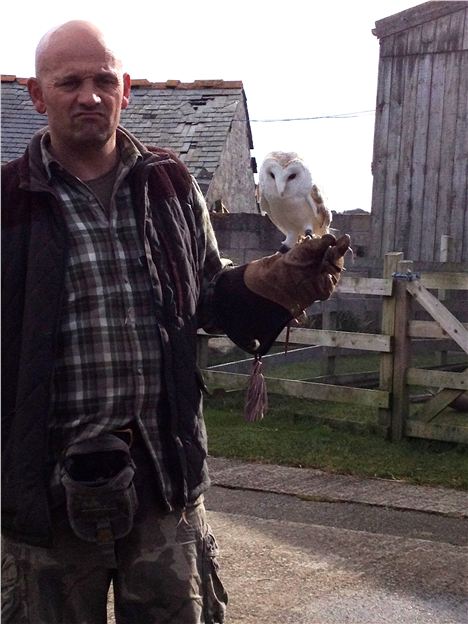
[307,184,332,236]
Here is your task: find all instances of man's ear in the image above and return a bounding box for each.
[121,73,131,110]
[27,78,47,114]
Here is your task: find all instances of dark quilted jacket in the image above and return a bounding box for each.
[1,128,291,546]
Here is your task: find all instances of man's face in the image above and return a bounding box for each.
[28,36,130,153]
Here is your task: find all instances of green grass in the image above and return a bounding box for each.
[260,351,466,381]
[204,348,468,489]
[204,391,468,490]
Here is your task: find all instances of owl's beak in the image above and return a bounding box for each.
[277,180,286,197]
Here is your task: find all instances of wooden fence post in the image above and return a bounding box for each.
[197,332,210,369]
[390,259,414,441]
[321,300,337,378]
[438,234,454,366]
[378,252,403,435]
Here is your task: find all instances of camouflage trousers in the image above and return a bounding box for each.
[1,438,227,624]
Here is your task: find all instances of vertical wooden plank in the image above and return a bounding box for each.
[438,235,455,301]
[449,49,468,263]
[447,8,467,50]
[370,54,393,259]
[320,300,336,378]
[408,53,433,261]
[393,29,408,57]
[421,49,446,260]
[435,49,461,254]
[382,32,408,255]
[406,24,422,55]
[197,333,210,369]
[378,252,402,433]
[438,235,454,366]
[395,35,420,256]
[462,7,468,50]
[380,33,395,58]
[391,260,413,441]
[420,15,437,53]
[432,12,454,52]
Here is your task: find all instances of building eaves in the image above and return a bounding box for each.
[373,0,468,39]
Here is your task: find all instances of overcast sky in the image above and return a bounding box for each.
[1,0,415,212]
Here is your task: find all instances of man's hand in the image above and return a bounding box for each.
[244,234,351,318]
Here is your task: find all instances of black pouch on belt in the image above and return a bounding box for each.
[60,433,139,567]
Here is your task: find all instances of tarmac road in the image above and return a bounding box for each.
[204,458,468,624]
[107,458,468,623]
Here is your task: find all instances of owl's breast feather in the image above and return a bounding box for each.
[266,196,315,235]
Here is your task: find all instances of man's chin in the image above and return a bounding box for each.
[72,130,111,150]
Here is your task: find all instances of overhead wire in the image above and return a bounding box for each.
[250,109,375,123]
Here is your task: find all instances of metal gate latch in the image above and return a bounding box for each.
[392,271,421,281]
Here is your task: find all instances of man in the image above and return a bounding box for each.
[1,21,349,624]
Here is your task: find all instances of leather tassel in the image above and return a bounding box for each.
[244,355,268,422]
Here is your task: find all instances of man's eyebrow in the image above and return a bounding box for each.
[96,71,119,80]
[55,73,80,81]
[53,70,118,83]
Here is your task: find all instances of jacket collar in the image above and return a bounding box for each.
[17,125,166,193]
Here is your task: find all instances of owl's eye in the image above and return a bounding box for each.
[269,172,275,179]
[288,173,297,180]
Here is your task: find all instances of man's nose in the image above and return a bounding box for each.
[77,81,102,106]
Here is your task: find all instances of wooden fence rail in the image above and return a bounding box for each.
[199,251,468,444]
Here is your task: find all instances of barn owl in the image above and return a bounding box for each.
[259,151,332,249]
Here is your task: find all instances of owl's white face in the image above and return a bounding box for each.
[259,153,313,200]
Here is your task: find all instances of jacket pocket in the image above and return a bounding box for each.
[202,528,228,624]
[1,550,28,623]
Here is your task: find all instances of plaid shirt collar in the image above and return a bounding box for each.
[39,127,143,181]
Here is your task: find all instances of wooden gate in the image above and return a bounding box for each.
[199,251,468,443]
[385,253,467,443]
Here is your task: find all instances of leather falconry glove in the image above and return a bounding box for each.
[244,233,351,318]
[240,233,351,422]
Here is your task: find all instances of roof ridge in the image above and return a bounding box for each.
[1,75,243,89]
[1,75,28,85]
[124,79,244,89]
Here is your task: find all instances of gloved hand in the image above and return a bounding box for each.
[244,233,351,318]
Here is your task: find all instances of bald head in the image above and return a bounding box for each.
[27,20,131,174]
[35,21,123,79]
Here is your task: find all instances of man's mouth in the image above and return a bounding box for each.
[74,111,105,120]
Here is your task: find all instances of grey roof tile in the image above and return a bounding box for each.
[1,78,248,183]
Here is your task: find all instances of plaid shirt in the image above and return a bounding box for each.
[41,132,187,499]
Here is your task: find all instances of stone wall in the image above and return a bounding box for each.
[211,211,372,266]
[206,99,258,214]
[211,212,283,264]
[210,210,467,331]
[210,211,380,331]
[330,212,371,260]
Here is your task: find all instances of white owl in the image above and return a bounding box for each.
[258,151,332,249]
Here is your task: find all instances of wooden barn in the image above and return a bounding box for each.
[370,0,468,264]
